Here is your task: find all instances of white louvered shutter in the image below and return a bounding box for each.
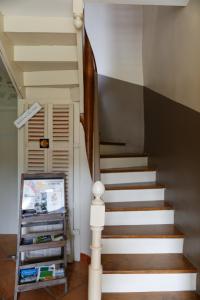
[48,104,74,215]
[24,105,48,173]
[24,102,73,215]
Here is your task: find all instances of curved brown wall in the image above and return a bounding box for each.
[98,75,144,154]
[144,87,200,292]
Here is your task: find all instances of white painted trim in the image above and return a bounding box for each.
[102,273,197,293]
[105,210,174,225]
[73,0,84,15]
[103,188,165,202]
[73,102,81,261]
[102,238,184,254]
[67,103,75,260]
[23,98,72,105]
[76,30,84,113]
[17,98,25,203]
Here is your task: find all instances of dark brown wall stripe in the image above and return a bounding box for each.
[144,87,200,292]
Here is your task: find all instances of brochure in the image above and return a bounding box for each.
[22,178,65,214]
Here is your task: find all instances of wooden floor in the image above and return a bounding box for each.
[102,292,200,300]
[0,235,88,300]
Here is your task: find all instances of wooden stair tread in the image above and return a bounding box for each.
[102,292,200,300]
[105,201,172,212]
[102,225,184,239]
[101,153,147,158]
[105,182,165,191]
[102,254,197,274]
[101,166,155,173]
[100,141,126,146]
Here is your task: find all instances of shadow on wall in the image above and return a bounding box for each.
[144,87,200,293]
[0,59,18,234]
[98,75,144,154]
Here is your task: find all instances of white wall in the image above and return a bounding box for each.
[0,107,18,234]
[0,60,18,234]
[85,3,144,85]
[143,0,200,112]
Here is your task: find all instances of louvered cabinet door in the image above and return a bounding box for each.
[24,105,48,173]
[48,104,74,214]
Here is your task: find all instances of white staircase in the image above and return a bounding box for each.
[97,149,198,298]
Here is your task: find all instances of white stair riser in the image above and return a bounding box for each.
[14,45,77,62]
[102,273,197,293]
[103,189,165,203]
[100,157,148,169]
[102,238,184,254]
[100,145,126,155]
[105,210,174,225]
[23,70,79,86]
[4,16,76,33]
[101,171,156,184]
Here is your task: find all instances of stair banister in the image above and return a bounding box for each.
[89,181,105,300]
[83,30,98,177]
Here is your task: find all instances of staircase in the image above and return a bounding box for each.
[98,144,200,299]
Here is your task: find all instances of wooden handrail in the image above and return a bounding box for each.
[83,30,99,178]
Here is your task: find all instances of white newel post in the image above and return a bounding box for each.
[73,0,83,29]
[88,181,105,300]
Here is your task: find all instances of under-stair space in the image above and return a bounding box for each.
[99,144,200,299]
[1,15,81,102]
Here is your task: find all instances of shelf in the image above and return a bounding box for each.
[19,258,64,270]
[22,230,64,239]
[21,213,65,223]
[19,240,66,252]
[21,221,63,227]
[17,277,66,292]
[15,173,68,298]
